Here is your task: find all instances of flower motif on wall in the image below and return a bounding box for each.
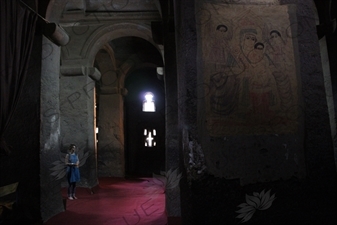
[236,189,276,223]
[50,148,90,180]
[152,168,182,192]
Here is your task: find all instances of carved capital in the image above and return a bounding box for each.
[60,66,101,81]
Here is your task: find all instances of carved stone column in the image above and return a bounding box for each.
[60,65,101,188]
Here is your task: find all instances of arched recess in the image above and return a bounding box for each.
[124,67,166,177]
[40,0,167,221]
[43,0,165,181]
[74,22,165,178]
[113,36,165,177]
[93,36,164,177]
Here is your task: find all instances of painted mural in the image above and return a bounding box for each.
[197,3,300,135]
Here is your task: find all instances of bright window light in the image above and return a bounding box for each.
[142,92,155,112]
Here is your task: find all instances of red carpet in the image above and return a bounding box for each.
[44,177,167,225]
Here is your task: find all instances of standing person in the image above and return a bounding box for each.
[65,144,80,200]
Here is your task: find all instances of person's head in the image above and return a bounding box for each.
[270,30,281,38]
[248,42,265,64]
[244,34,257,48]
[240,29,257,51]
[69,144,76,153]
[216,24,228,33]
[254,42,264,50]
[270,30,282,44]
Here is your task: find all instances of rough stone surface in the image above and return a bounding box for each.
[176,0,336,224]
[40,37,64,222]
[3,0,336,224]
[59,73,98,187]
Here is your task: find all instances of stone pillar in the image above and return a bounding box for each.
[97,88,125,177]
[40,37,63,221]
[59,66,100,188]
[164,0,182,223]
[95,48,126,178]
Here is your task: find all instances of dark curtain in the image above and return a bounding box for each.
[0,0,38,156]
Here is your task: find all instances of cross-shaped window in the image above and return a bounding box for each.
[144,129,156,147]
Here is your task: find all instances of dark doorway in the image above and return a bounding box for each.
[125,67,165,177]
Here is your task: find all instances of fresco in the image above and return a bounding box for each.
[197,3,300,135]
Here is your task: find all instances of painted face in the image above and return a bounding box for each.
[270,32,281,44]
[248,44,264,64]
[243,34,257,50]
[255,44,264,50]
[217,27,227,33]
[215,25,228,40]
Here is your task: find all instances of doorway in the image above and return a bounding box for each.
[124,67,166,177]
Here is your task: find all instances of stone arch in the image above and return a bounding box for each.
[92,36,164,177]
[86,29,164,104]
[94,44,119,91]
[84,23,164,67]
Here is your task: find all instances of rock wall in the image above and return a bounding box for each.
[175,0,337,224]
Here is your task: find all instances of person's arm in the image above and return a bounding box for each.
[76,155,80,167]
[65,154,69,165]
[65,154,74,166]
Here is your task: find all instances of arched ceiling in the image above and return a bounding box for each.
[109,36,163,69]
